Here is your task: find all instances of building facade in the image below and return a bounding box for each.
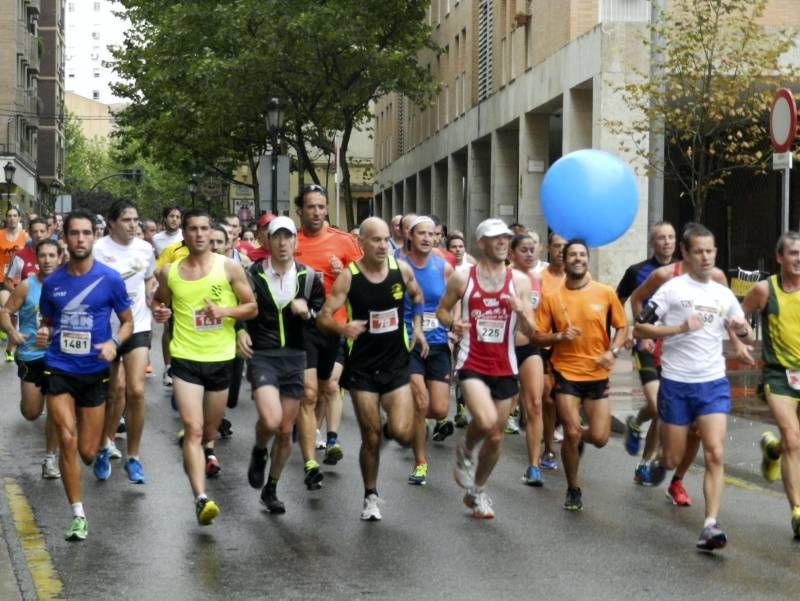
[38,0,66,208]
[373,0,800,285]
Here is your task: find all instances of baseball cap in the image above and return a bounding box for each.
[257,213,276,228]
[267,216,297,236]
[475,218,513,240]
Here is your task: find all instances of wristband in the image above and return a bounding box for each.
[111,336,122,348]
[611,347,620,358]
[412,303,424,318]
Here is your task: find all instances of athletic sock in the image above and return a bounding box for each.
[365,488,378,498]
[195,494,208,504]
[704,516,717,528]
[128,455,139,462]
[203,448,215,459]
[671,475,682,484]
[71,502,85,518]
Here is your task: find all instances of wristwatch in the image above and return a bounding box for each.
[610,347,620,358]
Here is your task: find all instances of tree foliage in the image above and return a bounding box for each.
[606,0,797,222]
[111,0,439,228]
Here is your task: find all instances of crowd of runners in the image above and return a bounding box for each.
[1,186,798,553]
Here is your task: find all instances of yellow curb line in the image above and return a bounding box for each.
[724,474,783,497]
[3,478,64,601]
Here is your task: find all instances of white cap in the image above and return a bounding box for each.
[409,215,435,232]
[475,218,513,240]
[267,216,297,236]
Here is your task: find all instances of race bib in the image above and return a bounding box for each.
[193,308,222,331]
[476,318,506,344]
[369,308,399,334]
[422,311,439,332]
[35,312,42,329]
[530,292,540,310]
[786,369,800,391]
[60,330,91,355]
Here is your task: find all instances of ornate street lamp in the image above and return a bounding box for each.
[3,162,16,212]
[265,97,286,215]
[188,177,198,208]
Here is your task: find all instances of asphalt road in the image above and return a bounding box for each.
[1,327,800,600]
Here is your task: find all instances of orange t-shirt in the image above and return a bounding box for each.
[296,225,363,323]
[0,230,29,283]
[540,267,565,295]
[536,281,627,381]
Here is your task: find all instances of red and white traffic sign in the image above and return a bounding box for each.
[770,88,797,153]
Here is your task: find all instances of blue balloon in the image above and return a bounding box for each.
[540,149,639,247]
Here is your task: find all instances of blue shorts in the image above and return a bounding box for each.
[657,377,731,426]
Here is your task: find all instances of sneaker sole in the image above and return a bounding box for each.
[304,470,324,490]
[471,511,494,519]
[260,501,286,514]
[65,532,87,541]
[665,491,691,506]
[124,469,146,485]
[524,479,543,488]
[696,534,727,551]
[323,448,343,465]
[360,514,381,521]
[407,478,427,486]
[197,503,220,526]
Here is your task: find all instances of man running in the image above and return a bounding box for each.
[741,231,800,538]
[92,200,156,484]
[0,207,30,361]
[437,218,536,519]
[152,209,256,526]
[317,217,426,521]
[399,216,455,487]
[0,239,63,479]
[294,184,362,488]
[4,217,49,290]
[152,206,183,257]
[389,215,404,252]
[534,239,627,512]
[36,209,134,541]
[239,217,325,513]
[635,224,751,551]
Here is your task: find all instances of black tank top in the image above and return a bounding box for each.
[345,256,409,373]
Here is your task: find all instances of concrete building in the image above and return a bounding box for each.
[38,0,66,207]
[65,90,116,143]
[373,0,800,285]
[64,0,127,104]
[0,0,42,213]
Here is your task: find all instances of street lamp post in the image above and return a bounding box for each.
[265,97,286,216]
[188,177,197,208]
[4,161,16,213]
[49,181,61,215]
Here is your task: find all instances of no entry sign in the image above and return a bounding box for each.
[770,88,797,153]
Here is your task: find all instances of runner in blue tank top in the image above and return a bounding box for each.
[0,239,63,480]
[36,209,133,542]
[400,216,455,486]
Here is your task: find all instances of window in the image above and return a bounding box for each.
[93,68,101,78]
[68,73,74,78]
[477,0,494,101]
[94,2,101,10]
[91,32,100,40]
[68,3,75,12]
[92,90,100,100]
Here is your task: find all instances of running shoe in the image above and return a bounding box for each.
[124,458,146,484]
[323,441,343,466]
[304,459,323,490]
[64,516,88,541]
[218,418,233,439]
[504,414,520,435]
[696,522,727,551]
[454,405,469,428]
[196,497,220,526]
[553,426,564,443]
[93,448,111,481]
[453,440,476,489]
[315,429,326,450]
[464,489,495,519]
[170,393,177,412]
[666,479,692,506]
[633,461,651,485]
[624,415,642,456]
[247,446,269,489]
[108,441,122,460]
[145,363,153,375]
[791,506,800,539]
[205,454,221,478]
[646,459,667,487]
[360,494,382,521]
[432,419,455,442]
[5,351,14,363]
[162,369,173,387]
[760,431,781,482]
[408,463,428,486]
[523,465,543,487]
[260,485,286,514]
[540,452,558,471]
[116,417,126,435]
[42,456,60,480]
[563,487,583,512]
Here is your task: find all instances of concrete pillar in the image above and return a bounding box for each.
[392,183,403,218]
[519,113,549,241]
[431,159,448,221]
[562,86,593,154]
[467,138,492,249]
[403,176,417,214]
[447,151,468,238]
[417,168,432,216]
[491,127,519,225]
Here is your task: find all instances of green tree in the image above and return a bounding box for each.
[112,0,438,227]
[606,0,796,222]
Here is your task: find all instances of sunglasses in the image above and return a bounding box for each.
[303,183,327,195]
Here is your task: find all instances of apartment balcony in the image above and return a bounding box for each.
[26,0,41,15]
[598,0,651,23]
[17,23,40,73]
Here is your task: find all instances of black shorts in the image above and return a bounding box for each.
[336,337,346,366]
[17,358,46,388]
[342,367,409,395]
[247,350,306,399]
[541,347,553,375]
[458,369,519,401]
[304,327,341,381]
[552,369,609,400]
[515,344,541,366]
[43,368,109,408]
[409,344,452,383]
[633,349,661,385]
[114,331,152,361]
[170,357,233,392]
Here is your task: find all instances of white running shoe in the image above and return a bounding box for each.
[504,415,520,434]
[42,455,61,479]
[315,429,326,450]
[108,441,122,460]
[163,368,173,387]
[554,426,564,443]
[468,489,495,519]
[453,440,476,489]
[360,494,382,521]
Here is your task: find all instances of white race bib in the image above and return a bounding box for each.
[193,308,222,331]
[60,330,91,355]
[530,292,540,310]
[369,308,399,334]
[786,369,800,391]
[476,318,506,344]
[422,311,439,332]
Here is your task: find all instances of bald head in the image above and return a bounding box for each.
[359,217,390,239]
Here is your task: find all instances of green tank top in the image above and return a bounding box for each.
[762,274,800,370]
[168,253,238,361]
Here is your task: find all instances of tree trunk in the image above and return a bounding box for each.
[340,117,355,230]
[248,152,261,216]
[692,188,706,223]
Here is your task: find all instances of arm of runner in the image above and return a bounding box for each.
[595,294,630,370]
[436,269,469,337]
[629,267,668,319]
[236,329,254,360]
[634,286,701,339]
[0,280,28,345]
[317,268,366,339]
[529,294,580,346]
[96,307,133,363]
[400,261,429,359]
[152,265,172,323]
[740,279,768,316]
[218,259,258,321]
[510,270,536,339]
